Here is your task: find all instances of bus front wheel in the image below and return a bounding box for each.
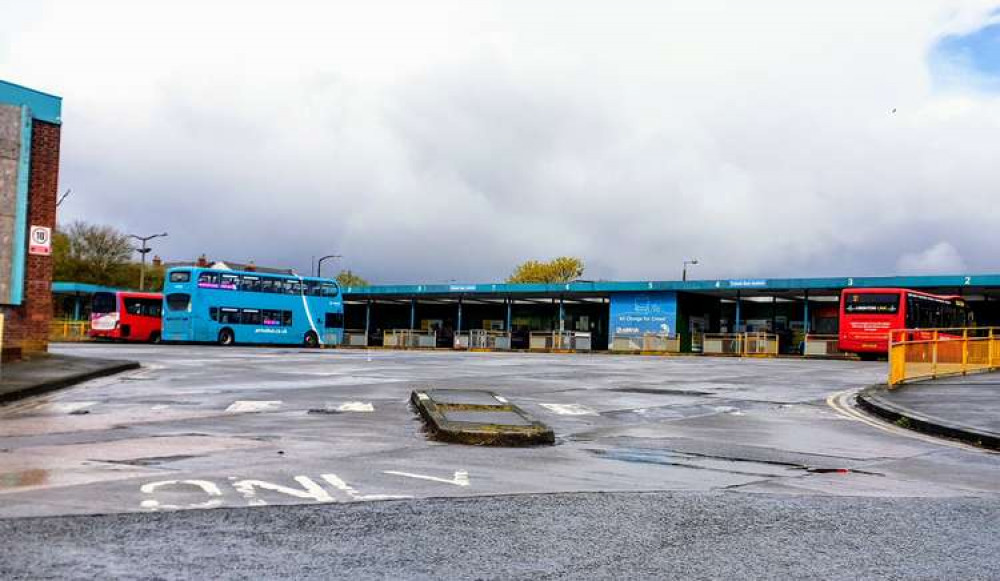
[304,331,319,348]
[218,328,235,346]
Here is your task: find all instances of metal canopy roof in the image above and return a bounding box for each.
[343,274,1000,300]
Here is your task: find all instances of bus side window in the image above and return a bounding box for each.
[210,307,219,321]
[125,298,143,316]
[262,310,281,326]
[242,309,262,325]
[219,308,240,324]
[199,272,220,287]
[144,299,162,317]
[241,276,260,293]
[282,310,293,326]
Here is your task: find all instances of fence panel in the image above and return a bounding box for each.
[48,319,90,342]
[888,327,1000,386]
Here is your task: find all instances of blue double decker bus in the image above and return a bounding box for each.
[161,267,343,347]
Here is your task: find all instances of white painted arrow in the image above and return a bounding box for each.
[384,469,470,487]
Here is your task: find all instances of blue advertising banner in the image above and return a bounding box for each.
[609,291,677,338]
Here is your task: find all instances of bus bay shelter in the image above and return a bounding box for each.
[342,274,1000,354]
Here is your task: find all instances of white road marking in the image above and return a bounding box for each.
[47,402,98,414]
[384,470,470,487]
[337,402,374,413]
[494,395,509,404]
[231,476,334,506]
[225,400,282,413]
[321,473,411,501]
[539,403,598,416]
[140,479,223,511]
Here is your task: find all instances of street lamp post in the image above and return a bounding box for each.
[316,254,342,279]
[129,232,168,291]
[682,259,699,282]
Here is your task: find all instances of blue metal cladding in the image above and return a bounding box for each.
[344,274,1000,298]
[0,80,62,125]
[8,107,31,305]
[608,292,678,341]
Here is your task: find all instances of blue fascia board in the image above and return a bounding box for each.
[8,108,32,305]
[344,274,1000,298]
[0,80,62,124]
[52,282,125,295]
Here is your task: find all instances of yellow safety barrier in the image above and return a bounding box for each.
[888,327,1000,387]
[48,319,91,342]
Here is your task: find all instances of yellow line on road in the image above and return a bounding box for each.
[825,388,986,452]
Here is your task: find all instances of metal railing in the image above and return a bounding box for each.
[383,329,437,349]
[48,319,91,342]
[610,333,681,353]
[529,331,592,351]
[803,334,842,357]
[342,329,369,347]
[455,329,511,350]
[703,333,779,357]
[888,327,1000,386]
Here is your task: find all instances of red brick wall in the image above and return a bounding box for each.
[1,120,60,361]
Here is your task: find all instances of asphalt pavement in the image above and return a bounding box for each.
[3,492,998,580]
[1,344,998,578]
[860,374,1000,449]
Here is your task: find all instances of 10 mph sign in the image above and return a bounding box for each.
[29,225,52,256]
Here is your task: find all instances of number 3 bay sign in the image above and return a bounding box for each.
[29,225,52,256]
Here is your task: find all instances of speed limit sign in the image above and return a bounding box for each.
[29,225,52,256]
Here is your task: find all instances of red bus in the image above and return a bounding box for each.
[90,291,164,343]
[838,288,970,359]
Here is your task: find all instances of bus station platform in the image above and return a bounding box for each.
[0,354,139,404]
[858,373,1000,450]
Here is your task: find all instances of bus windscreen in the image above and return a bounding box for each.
[843,292,899,314]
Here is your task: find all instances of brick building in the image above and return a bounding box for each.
[0,80,62,361]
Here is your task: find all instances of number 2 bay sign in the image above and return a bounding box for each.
[29,225,51,256]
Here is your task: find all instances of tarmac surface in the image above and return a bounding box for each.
[3,492,998,580]
[861,374,1000,448]
[1,344,998,578]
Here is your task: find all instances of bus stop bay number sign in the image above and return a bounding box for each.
[29,225,51,256]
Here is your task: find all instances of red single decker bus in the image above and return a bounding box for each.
[838,288,970,359]
[90,291,164,343]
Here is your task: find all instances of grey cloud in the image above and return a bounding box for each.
[6,0,1000,283]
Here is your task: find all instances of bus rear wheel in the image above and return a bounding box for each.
[303,331,319,348]
[218,328,235,346]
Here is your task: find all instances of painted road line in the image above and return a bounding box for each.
[539,403,598,416]
[384,470,470,487]
[337,402,374,412]
[825,389,983,452]
[225,400,282,413]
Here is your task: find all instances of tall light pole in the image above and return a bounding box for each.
[129,232,168,291]
[316,254,342,279]
[682,259,699,282]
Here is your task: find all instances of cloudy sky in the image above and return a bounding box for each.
[2,0,999,283]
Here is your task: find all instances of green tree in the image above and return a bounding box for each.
[507,256,585,283]
[53,221,142,288]
[336,269,370,288]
